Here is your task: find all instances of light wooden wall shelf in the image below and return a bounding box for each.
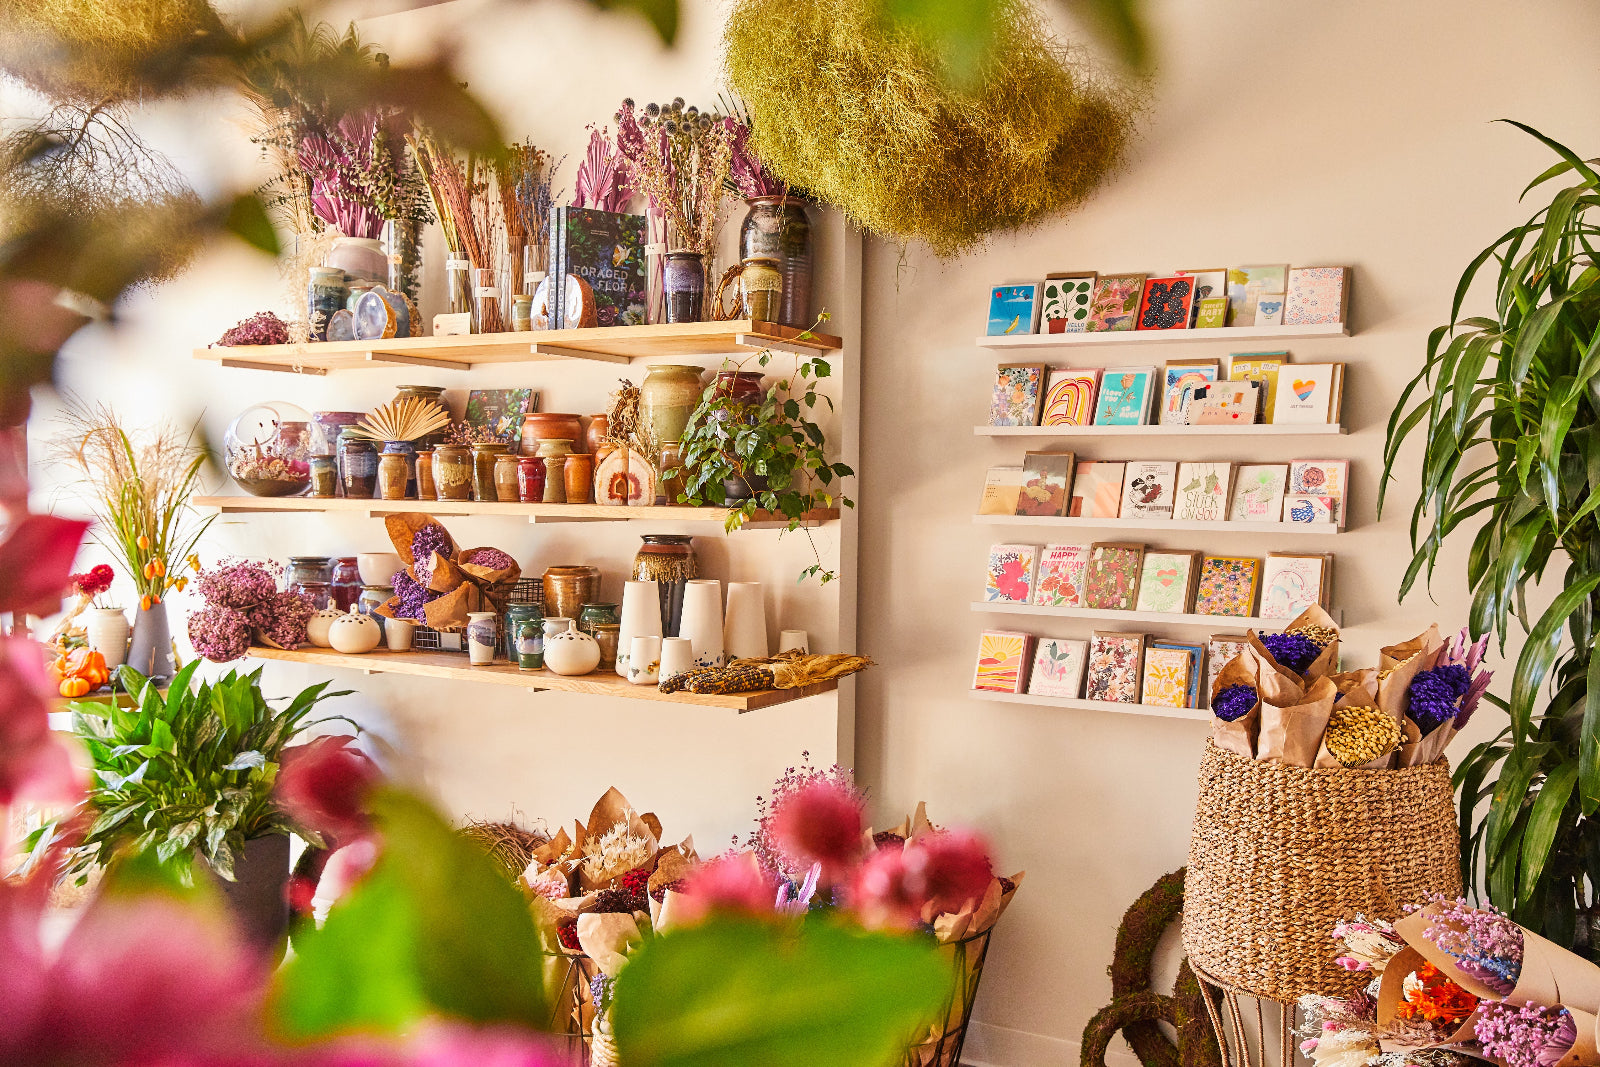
[972,514,1342,535]
[970,689,1210,722]
[969,600,1341,629]
[974,423,1346,437]
[976,322,1349,351]
[194,320,843,375]
[195,495,838,528]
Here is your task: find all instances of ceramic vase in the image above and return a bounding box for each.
[84,608,130,670]
[663,252,706,323]
[677,579,724,669]
[616,580,663,679]
[723,582,769,661]
[210,833,291,956]
[632,534,698,637]
[564,453,595,504]
[639,365,705,457]
[385,619,416,652]
[127,601,175,681]
[658,637,695,685]
[627,636,662,686]
[328,606,382,654]
[466,611,499,665]
[545,625,601,676]
[778,629,810,654]
[305,607,345,648]
[739,196,813,327]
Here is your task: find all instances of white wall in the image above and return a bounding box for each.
[30,1,1600,1064]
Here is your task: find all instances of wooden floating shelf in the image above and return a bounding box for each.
[969,600,1341,628]
[974,424,1346,437]
[195,320,843,374]
[972,515,1341,535]
[243,646,835,712]
[971,689,1209,722]
[977,322,1349,350]
[195,496,838,528]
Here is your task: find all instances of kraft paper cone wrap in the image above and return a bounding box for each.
[576,912,644,977]
[1376,945,1488,1056]
[1256,676,1338,767]
[1382,625,1444,672]
[375,514,521,627]
[1397,906,1600,1013]
[1211,651,1263,758]
[1330,667,1378,698]
[1556,1007,1600,1067]
[1315,681,1382,768]
[386,512,459,566]
[578,787,662,891]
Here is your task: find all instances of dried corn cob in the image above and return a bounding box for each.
[684,663,777,694]
[658,665,723,694]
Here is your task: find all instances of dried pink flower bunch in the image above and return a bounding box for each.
[215,312,290,347]
[187,558,313,661]
[1417,894,1523,996]
[1474,1001,1576,1067]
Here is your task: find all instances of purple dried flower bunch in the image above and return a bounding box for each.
[187,558,313,661]
[720,110,788,199]
[460,546,514,571]
[1212,684,1258,722]
[389,523,454,622]
[744,751,866,881]
[1420,894,1524,996]
[1259,629,1329,675]
[1474,1001,1575,1067]
[409,523,453,582]
[215,312,290,347]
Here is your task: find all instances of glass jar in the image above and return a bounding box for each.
[446,249,472,318]
[414,450,435,500]
[471,442,509,501]
[505,603,543,662]
[739,195,813,328]
[309,455,338,498]
[578,602,619,637]
[308,267,348,342]
[473,267,503,334]
[337,430,378,498]
[738,256,783,322]
[287,556,333,587]
[517,457,545,503]
[511,294,533,332]
[331,557,361,611]
[225,402,314,497]
[633,535,699,637]
[663,251,706,323]
[516,619,544,671]
[591,621,620,671]
[328,237,385,284]
[295,581,333,610]
[432,444,473,501]
[382,218,422,310]
[377,442,413,500]
[639,364,705,455]
[494,453,522,503]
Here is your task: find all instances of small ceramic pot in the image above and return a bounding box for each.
[356,552,404,587]
[778,629,810,654]
[542,457,567,503]
[466,611,499,666]
[542,616,573,640]
[309,455,338,498]
[494,452,522,503]
[377,443,412,501]
[584,414,610,456]
[663,251,706,323]
[658,637,695,684]
[305,607,346,648]
[627,635,662,686]
[564,453,595,504]
[517,457,545,502]
[327,606,382,653]
[385,618,416,652]
[544,625,601,676]
[520,413,584,456]
[471,443,509,502]
[515,619,544,670]
[433,444,473,501]
[84,608,130,669]
[543,566,599,621]
[414,450,435,500]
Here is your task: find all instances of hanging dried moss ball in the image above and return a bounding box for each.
[724,0,1144,256]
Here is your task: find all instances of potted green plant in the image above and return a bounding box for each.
[671,343,854,583]
[62,661,352,947]
[1382,121,1600,951]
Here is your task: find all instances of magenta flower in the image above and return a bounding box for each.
[0,514,91,616]
[767,778,864,882]
[277,735,382,848]
[0,637,82,805]
[917,829,996,916]
[674,853,778,924]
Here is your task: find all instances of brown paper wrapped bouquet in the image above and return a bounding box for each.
[375,513,521,632]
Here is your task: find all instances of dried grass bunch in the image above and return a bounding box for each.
[459,818,550,879]
[723,0,1144,256]
[354,396,451,443]
[615,98,733,258]
[0,0,224,105]
[494,141,562,289]
[411,130,503,331]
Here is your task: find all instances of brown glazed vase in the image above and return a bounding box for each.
[564,453,595,504]
[520,413,584,456]
[632,534,699,637]
[543,565,601,621]
[584,414,610,456]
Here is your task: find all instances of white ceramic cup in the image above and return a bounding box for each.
[628,635,663,685]
[678,579,724,668]
[658,637,695,683]
[778,629,810,654]
[385,618,416,652]
[617,579,663,679]
[723,581,768,661]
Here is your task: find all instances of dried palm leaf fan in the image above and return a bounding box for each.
[723,0,1145,256]
[354,397,452,443]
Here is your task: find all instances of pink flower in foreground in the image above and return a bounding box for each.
[276,735,381,847]
[0,636,83,805]
[0,514,91,616]
[851,830,996,927]
[851,847,926,929]
[400,1024,571,1067]
[919,830,995,915]
[674,853,777,924]
[767,778,864,881]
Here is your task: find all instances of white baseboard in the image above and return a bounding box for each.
[960,1020,1143,1067]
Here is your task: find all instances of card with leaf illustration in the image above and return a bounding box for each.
[1174,462,1234,522]
[1141,647,1193,708]
[1084,542,1145,611]
[1033,544,1091,607]
[1015,452,1075,517]
[1028,636,1088,698]
[1195,556,1262,617]
[1085,274,1147,332]
[1086,631,1146,703]
[984,543,1038,603]
[1229,464,1288,523]
[1042,273,1097,334]
[1134,551,1199,614]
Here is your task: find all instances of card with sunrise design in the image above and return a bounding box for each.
[1134,551,1199,614]
[973,630,1033,693]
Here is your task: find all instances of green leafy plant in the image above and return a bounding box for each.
[1382,121,1600,950]
[672,338,854,583]
[64,662,351,880]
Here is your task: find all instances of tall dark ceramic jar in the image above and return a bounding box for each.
[632,535,699,637]
[739,196,812,328]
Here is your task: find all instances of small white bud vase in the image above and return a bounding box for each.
[616,580,663,679]
[84,608,130,669]
[778,629,809,654]
[627,636,662,685]
[658,637,694,684]
[723,582,769,661]
[545,626,601,676]
[677,579,724,668]
[306,607,346,648]
[384,618,416,652]
[327,605,382,654]
[466,611,499,665]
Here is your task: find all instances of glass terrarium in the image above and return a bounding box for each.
[225,402,314,497]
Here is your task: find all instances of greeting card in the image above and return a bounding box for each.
[1229,352,1287,422]
[1134,551,1199,614]
[1194,298,1229,329]
[984,543,1039,603]
[1287,459,1350,526]
[1041,368,1101,426]
[1069,461,1126,518]
[1033,544,1091,607]
[1015,452,1075,517]
[1272,363,1340,424]
[1194,556,1262,617]
[465,389,537,446]
[1093,366,1156,426]
[1179,269,1227,326]
[1151,641,1205,708]
[1225,265,1288,326]
[1137,276,1196,331]
[1255,294,1285,326]
[1141,647,1193,708]
[1041,273,1097,333]
[987,283,1042,336]
[1259,554,1329,620]
[978,466,1026,515]
[1084,542,1145,611]
[1206,635,1249,704]
[1085,274,1147,332]
[1228,464,1288,522]
[988,363,1048,426]
[1028,637,1089,698]
[1285,266,1350,326]
[974,630,1033,693]
[1174,462,1234,522]
[1186,381,1263,425]
[1086,631,1146,703]
[1284,494,1336,525]
[1120,461,1177,520]
[1161,359,1219,425]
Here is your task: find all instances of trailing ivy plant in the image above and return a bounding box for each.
[671,330,854,584]
[1382,121,1600,953]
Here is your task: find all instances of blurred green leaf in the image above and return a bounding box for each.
[585,0,680,45]
[611,917,948,1067]
[882,0,999,87]
[1061,0,1151,71]
[221,193,280,256]
[271,789,548,1039]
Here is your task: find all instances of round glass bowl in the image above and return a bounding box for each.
[225,401,314,497]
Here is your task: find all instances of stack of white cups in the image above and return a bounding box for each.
[616,580,663,679]
[678,579,724,668]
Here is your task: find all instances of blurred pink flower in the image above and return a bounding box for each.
[767,778,863,882]
[0,513,90,616]
[851,829,996,927]
[276,735,381,846]
[674,853,776,924]
[402,1024,571,1067]
[918,830,994,916]
[851,846,926,929]
[0,636,83,805]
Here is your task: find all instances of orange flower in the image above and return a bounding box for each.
[1395,963,1478,1027]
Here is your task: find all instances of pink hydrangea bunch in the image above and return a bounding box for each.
[188,558,313,661]
[1474,1001,1575,1067]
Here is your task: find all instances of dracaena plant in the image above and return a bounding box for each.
[61,662,351,881]
[1382,121,1600,952]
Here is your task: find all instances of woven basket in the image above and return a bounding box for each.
[1183,740,1461,1002]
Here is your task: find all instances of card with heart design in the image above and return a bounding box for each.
[1271,363,1340,424]
[1134,550,1199,614]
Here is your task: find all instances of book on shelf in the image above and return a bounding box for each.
[548,207,648,329]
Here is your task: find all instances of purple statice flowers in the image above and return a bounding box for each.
[410,523,452,582]
[1421,894,1523,996]
[1474,1001,1575,1067]
[460,546,514,571]
[1259,630,1324,675]
[1212,685,1259,722]
[187,605,252,662]
[391,568,437,623]
[1406,663,1473,732]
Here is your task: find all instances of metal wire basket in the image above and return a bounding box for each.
[411,577,543,653]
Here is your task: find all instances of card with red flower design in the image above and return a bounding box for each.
[1032,544,1091,607]
[984,544,1038,603]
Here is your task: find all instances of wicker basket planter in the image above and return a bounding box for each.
[1183,740,1461,1002]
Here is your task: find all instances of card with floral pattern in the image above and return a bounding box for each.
[1083,542,1144,611]
[984,543,1038,603]
[1194,556,1262,617]
[1032,544,1091,607]
[988,363,1048,426]
[1028,637,1088,698]
[1141,647,1193,707]
[1086,631,1146,703]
